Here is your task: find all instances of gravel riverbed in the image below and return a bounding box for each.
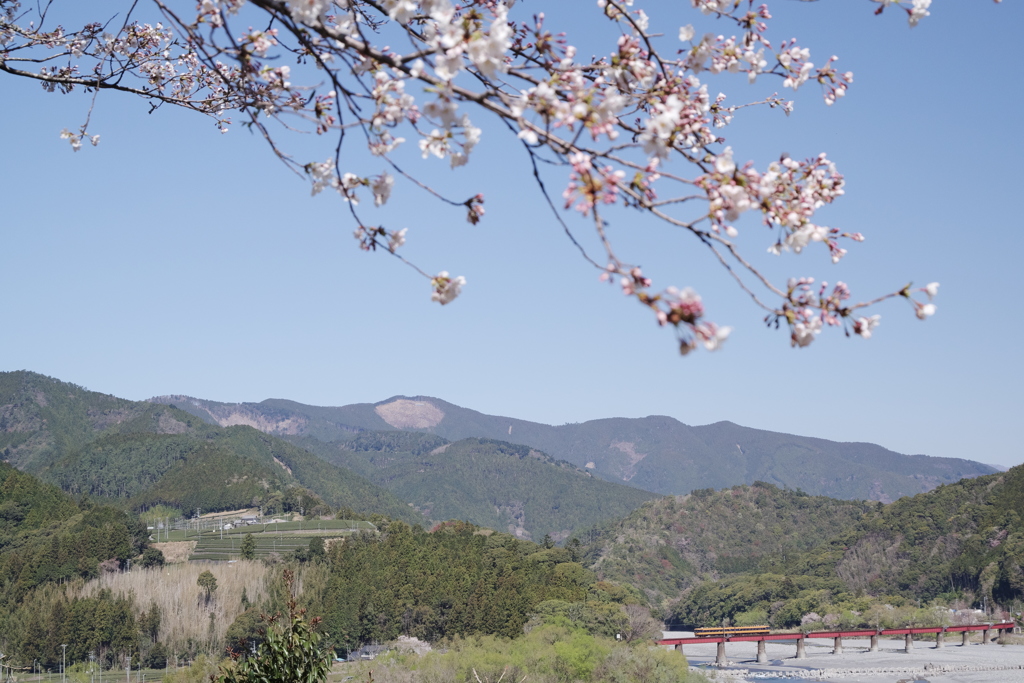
[676,637,1024,683]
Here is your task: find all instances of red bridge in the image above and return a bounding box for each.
[657,622,1018,666]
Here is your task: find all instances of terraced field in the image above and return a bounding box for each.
[187,520,376,561]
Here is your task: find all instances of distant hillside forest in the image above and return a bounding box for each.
[150,392,997,502]
[2,371,662,540]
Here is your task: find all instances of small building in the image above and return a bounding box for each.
[350,645,387,661]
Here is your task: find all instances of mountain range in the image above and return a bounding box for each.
[150,392,996,502]
[0,372,656,540]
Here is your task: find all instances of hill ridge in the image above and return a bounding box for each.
[147,393,996,502]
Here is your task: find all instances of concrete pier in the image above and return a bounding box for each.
[905,633,914,652]
[869,634,879,652]
[756,640,767,663]
[982,628,990,645]
[937,630,945,648]
[796,635,807,660]
[673,643,682,655]
[716,641,726,666]
[963,630,970,646]
[833,636,843,655]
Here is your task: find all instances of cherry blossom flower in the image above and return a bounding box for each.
[431,271,466,305]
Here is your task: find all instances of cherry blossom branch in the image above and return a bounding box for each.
[0,0,982,353]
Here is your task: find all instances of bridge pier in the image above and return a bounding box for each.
[936,630,944,648]
[999,628,1007,645]
[869,634,879,652]
[756,640,767,664]
[716,641,726,667]
[833,636,843,655]
[982,627,990,645]
[673,643,682,656]
[905,633,914,652]
[795,635,807,660]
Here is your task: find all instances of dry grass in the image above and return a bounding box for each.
[151,542,197,564]
[73,562,271,655]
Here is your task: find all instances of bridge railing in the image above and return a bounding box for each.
[657,622,1018,666]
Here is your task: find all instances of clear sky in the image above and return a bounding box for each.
[2,1,1021,468]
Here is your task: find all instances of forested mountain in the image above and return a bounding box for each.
[580,483,874,607]
[0,461,148,604]
[149,393,996,502]
[787,462,1024,604]
[3,372,654,537]
[0,371,421,523]
[292,435,658,541]
[585,467,1024,628]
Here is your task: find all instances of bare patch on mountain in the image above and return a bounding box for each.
[214,408,307,435]
[499,500,529,539]
[273,456,293,475]
[157,412,190,434]
[610,441,647,481]
[375,399,444,429]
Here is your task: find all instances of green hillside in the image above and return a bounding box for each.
[148,393,997,502]
[293,435,659,542]
[0,461,148,603]
[0,371,146,472]
[787,463,1024,603]
[1,372,423,524]
[582,482,872,607]
[599,466,1024,627]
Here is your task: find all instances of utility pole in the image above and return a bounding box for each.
[61,644,68,683]
[125,656,130,683]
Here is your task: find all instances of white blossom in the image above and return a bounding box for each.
[431,271,465,304]
[791,317,822,347]
[388,228,407,251]
[467,4,513,78]
[853,314,881,338]
[909,0,931,26]
[372,172,394,206]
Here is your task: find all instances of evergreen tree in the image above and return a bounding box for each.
[197,571,218,606]
[240,534,256,561]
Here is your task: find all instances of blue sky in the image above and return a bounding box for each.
[2,0,1021,468]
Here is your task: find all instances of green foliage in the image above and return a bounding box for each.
[141,547,165,568]
[315,520,612,649]
[217,571,332,683]
[361,621,702,683]
[664,465,1024,628]
[241,533,257,560]
[582,482,872,606]
[198,570,218,602]
[0,462,147,611]
[4,586,142,670]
